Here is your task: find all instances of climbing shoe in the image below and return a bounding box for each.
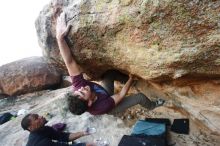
[155,98,165,107]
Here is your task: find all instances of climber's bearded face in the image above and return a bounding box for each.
[75,86,92,101]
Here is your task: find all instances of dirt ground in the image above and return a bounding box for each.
[115,103,220,146]
[1,88,220,146]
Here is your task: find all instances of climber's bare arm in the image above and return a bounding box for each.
[111,74,133,105]
[56,12,81,76]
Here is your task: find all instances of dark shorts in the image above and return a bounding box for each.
[72,143,86,146]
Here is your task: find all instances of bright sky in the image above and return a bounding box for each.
[0,0,51,66]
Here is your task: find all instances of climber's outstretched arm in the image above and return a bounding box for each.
[56,12,81,76]
[111,74,133,105]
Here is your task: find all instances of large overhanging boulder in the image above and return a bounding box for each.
[36,0,220,80]
[35,0,220,134]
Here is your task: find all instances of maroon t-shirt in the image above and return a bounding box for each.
[71,73,115,115]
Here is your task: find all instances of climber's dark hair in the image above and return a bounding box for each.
[67,94,88,115]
